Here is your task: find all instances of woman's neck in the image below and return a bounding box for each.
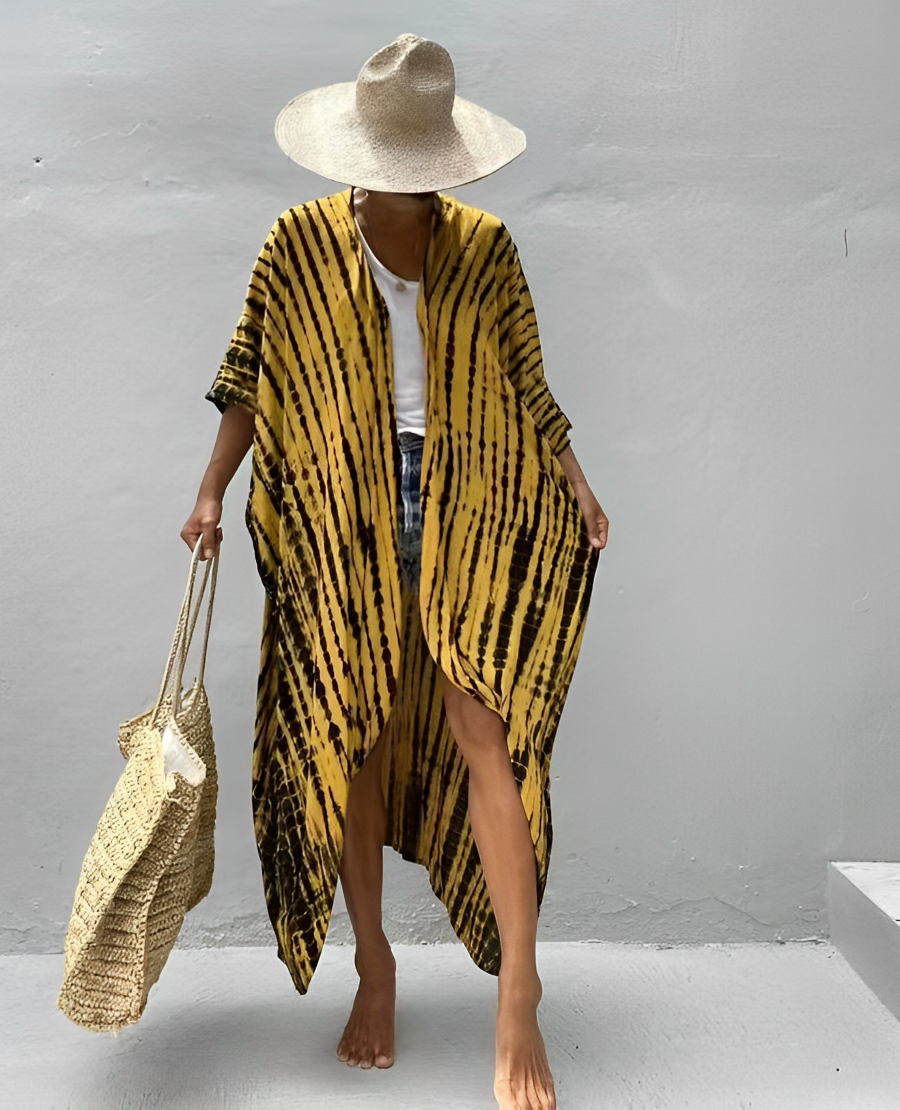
[352,188,437,281]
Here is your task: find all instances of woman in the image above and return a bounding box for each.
[181,33,608,1110]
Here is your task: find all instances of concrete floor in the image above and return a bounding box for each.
[4,940,900,1109]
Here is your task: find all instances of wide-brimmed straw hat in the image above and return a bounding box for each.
[273,33,526,193]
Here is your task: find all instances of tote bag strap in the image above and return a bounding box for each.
[149,536,209,727]
[175,536,219,706]
[149,537,219,728]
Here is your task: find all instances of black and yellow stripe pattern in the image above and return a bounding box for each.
[206,188,599,994]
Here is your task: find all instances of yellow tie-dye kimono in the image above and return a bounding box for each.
[205,187,600,994]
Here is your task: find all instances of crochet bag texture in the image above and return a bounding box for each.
[57,536,220,1034]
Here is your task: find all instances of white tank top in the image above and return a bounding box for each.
[355,218,427,436]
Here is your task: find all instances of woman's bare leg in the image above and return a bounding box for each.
[442,675,557,1110]
[335,727,397,1069]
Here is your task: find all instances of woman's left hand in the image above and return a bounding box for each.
[575,483,609,550]
[555,444,609,550]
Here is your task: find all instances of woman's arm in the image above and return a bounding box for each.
[556,443,609,551]
[496,229,609,552]
[497,232,573,456]
[180,404,256,559]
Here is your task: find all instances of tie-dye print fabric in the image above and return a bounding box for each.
[205,187,600,994]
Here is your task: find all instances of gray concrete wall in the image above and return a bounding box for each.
[2,0,899,955]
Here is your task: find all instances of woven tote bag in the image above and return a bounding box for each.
[57,536,220,1034]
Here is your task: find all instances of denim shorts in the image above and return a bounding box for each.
[397,430,424,592]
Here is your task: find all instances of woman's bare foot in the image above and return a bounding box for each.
[493,969,556,1110]
[336,945,397,1069]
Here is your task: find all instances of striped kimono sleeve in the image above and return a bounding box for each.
[497,229,573,456]
[205,220,279,416]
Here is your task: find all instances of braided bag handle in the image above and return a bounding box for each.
[175,538,219,713]
[149,537,219,729]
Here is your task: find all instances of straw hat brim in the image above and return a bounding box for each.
[274,81,526,193]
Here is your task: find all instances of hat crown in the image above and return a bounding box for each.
[356,33,456,136]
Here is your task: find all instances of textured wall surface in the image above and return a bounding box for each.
[2,0,899,956]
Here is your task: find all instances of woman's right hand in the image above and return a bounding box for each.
[184,402,255,561]
[181,497,224,561]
